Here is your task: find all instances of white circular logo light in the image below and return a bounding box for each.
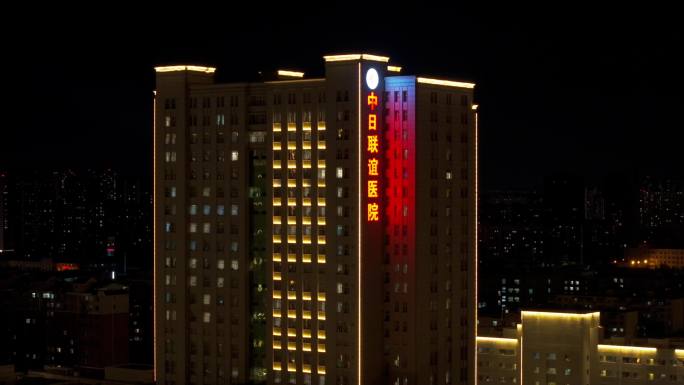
[365,68,379,90]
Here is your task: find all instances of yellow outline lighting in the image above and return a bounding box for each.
[476,336,518,344]
[277,70,304,78]
[675,349,684,356]
[323,54,390,62]
[387,65,402,72]
[154,65,216,73]
[472,104,479,110]
[597,345,657,353]
[357,61,362,385]
[152,91,157,382]
[416,77,475,89]
[521,311,600,320]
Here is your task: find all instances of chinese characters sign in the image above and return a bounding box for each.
[366,69,380,222]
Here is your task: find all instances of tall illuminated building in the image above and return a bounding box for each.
[154,54,477,385]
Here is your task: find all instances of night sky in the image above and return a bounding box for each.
[5,7,683,189]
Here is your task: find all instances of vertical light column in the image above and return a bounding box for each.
[152,90,157,382]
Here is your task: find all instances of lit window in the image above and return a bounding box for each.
[231,260,239,271]
[217,277,225,288]
[336,167,343,179]
[203,294,211,305]
[189,204,198,215]
[203,312,211,323]
[170,187,176,197]
[189,276,197,286]
[337,283,343,294]
[231,151,239,161]
[189,258,197,269]
[202,187,211,197]
[217,260,225,270]
[445,171,452,180]
[189,223,197,233]
[231,204,239,216]
[203,205,211,215]
[203,223,211,233]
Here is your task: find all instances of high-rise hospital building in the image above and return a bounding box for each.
[154,54,478,385]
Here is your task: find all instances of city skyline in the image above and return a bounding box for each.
[1,7,683,385]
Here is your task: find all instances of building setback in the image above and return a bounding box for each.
[154,54,477,385]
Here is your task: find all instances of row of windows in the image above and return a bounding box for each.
[164,186,240,199]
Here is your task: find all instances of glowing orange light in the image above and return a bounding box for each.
[368,158,379,176]
[368,114,377,130]
[367,92,378,110]
[367,135,379,153]
[367,203,379,221]
[368,181,379,198]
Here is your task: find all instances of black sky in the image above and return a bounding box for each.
[4,7,683,189]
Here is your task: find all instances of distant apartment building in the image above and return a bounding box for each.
[476,310,684,384]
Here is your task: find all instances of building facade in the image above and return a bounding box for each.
[154,54,477,385]
[476,310,684,384]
